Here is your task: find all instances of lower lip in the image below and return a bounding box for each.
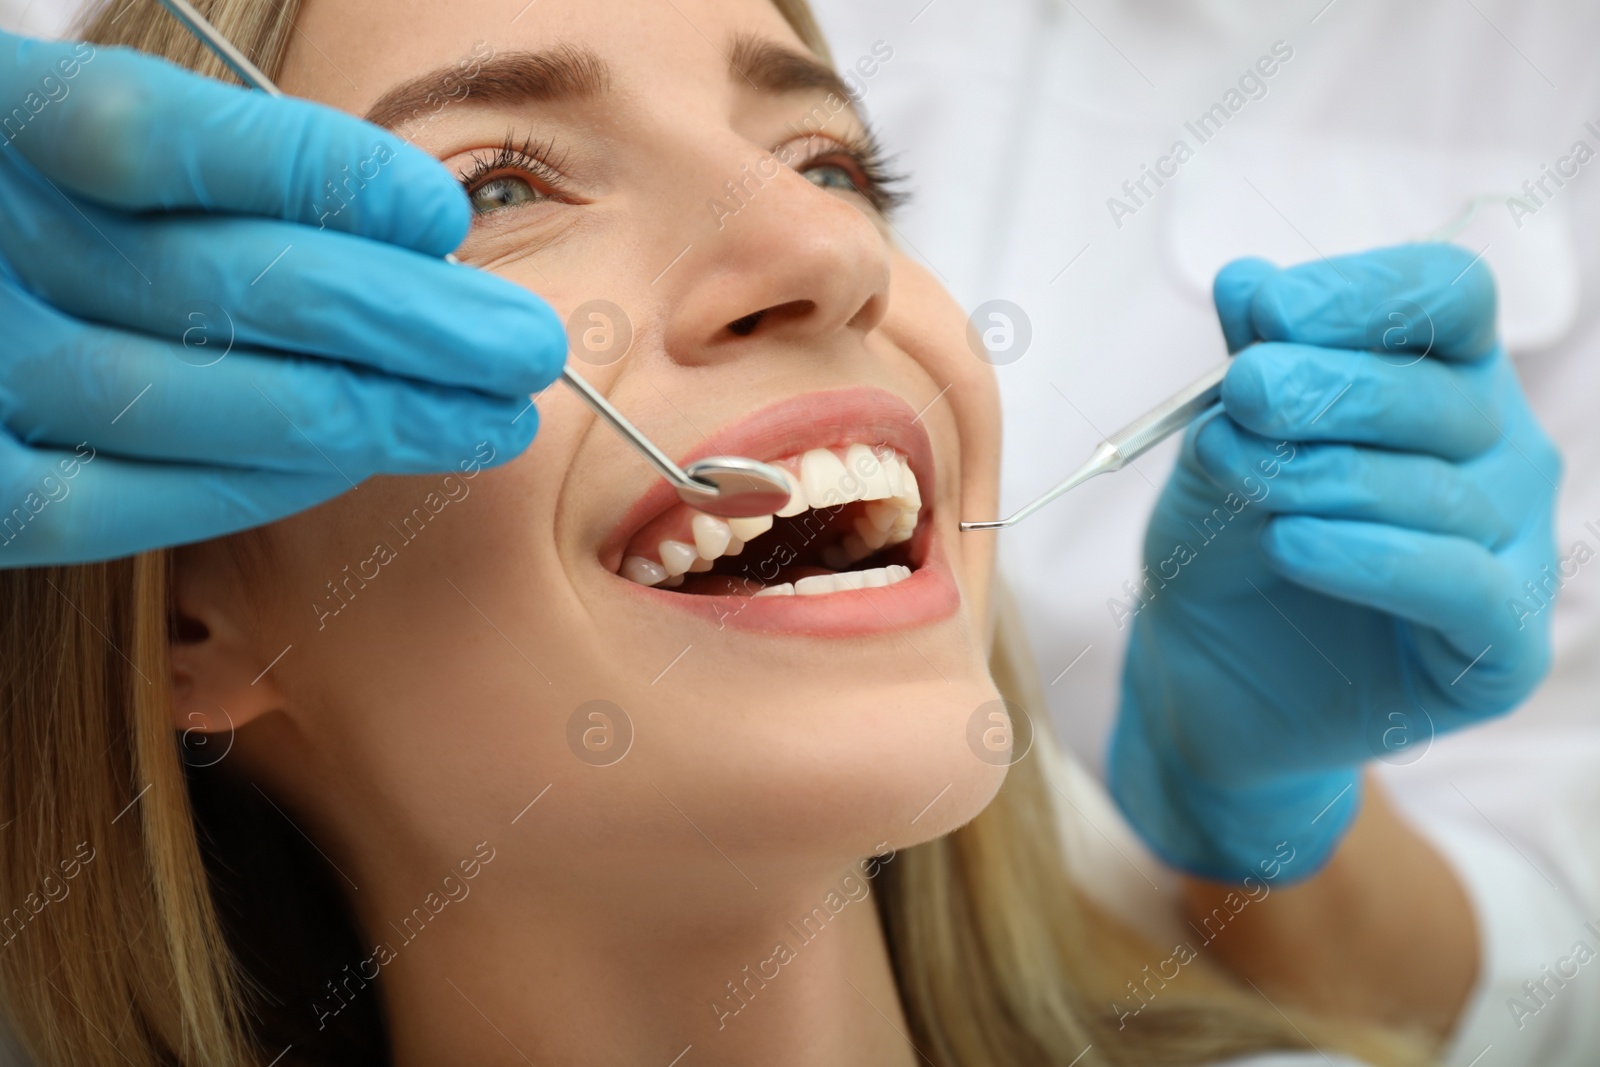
[610,529,960,637]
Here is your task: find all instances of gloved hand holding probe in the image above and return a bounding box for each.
[0,30,566,566]
[1109,244,1561,882]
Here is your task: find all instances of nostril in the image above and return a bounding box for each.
[728,311,765,336]
[725,300,818,338]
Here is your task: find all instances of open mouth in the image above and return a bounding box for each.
[616,443,925,597]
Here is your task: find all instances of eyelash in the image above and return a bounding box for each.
[454,128,909,215]
[793,128,909,215]
[457,133,569,202]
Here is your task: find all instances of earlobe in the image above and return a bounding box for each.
[169,543,284,735]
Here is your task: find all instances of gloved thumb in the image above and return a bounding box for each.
[1213,257,1278,354]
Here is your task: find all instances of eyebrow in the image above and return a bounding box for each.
[727,33,854,104]
[364,45,611,130]
[363,35,851,132]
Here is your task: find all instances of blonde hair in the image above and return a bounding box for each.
[0,555,252,1066]
[0,2,1437,1064]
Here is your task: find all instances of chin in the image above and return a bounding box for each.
[628,669,1010,867]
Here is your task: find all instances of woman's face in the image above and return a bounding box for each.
[188,0,1005,890]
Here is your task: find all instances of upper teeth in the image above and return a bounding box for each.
[620,444,922,591]
[727,513,773,541]
[691,513,732,559]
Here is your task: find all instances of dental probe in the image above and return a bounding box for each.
[155,0,793,519]
[960,359,1230,532]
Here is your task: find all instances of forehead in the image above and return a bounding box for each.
[280,0,809,118]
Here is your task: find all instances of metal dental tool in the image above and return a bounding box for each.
[961,360,1230,532]
[156,0,793,519]
[551,372,794,516]
[957,186,1497,532]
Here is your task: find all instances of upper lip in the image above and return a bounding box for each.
[599,386,937,571]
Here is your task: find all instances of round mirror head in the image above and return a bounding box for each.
[678,456,793,518]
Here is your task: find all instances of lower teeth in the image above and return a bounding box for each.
[752,564,912,597]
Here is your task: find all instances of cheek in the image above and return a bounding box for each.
[879,253,1002,604]
[243,459,580,710]
[881,253,1003,463]
[238,461,628,846]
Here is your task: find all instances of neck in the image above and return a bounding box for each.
[349,844,919,1067]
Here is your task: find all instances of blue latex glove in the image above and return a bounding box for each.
[1108,243,1561,883]
[0,32,565,565]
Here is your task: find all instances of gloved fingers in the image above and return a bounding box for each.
[1212,257,1278,354]
[0,434,353,566]
[1221,341,1504,461]
[2,286,538,474]
[1194,420,1515,548]
[1,32,467,254]
[0,165,565,398]
[1260,515,1528,659]
[1247,243,1498,363]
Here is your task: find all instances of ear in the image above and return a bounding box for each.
[169,542,285,736]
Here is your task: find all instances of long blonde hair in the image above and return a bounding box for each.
[0,2,1437,1064]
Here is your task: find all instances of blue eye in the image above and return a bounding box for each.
[784,131,909,215]
[469,176,546,215]
[458,133,570,216]
[804,164,859,194]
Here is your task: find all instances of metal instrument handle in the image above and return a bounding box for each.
[559,367,706,492]
[1106,360,1228,464]
[959,358,1230,531]
[154,0,283,94]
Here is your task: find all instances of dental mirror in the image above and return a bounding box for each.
[675,457,797,517]
[154,0,793,521]
[558,369,792,518]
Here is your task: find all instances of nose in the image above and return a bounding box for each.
[660,149,891,362]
